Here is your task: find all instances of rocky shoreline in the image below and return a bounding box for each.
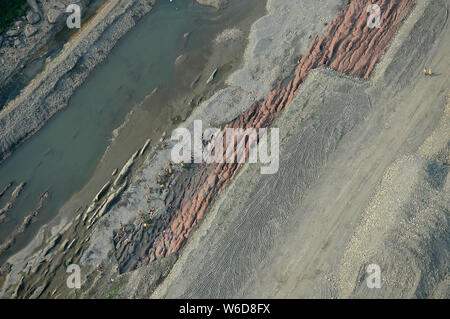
[0,0,91,93]
[0,0,156,163]
[0,0,228,166]
[115,0,416,270]
[0,182,26,224]
[0,0,267,298]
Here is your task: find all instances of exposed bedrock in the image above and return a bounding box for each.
[0,182,13,199]
[0,182,26,224]
[148,0,417,262]
[0,190,48,257]
[114,0,416,271]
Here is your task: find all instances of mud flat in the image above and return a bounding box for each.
[196,0,228,9]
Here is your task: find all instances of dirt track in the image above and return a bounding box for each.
[151,0,449,298]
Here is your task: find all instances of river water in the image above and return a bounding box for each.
[0,0,264,264]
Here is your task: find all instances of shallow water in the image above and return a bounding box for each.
[0,0,264,264]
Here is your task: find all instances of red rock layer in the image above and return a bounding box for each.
[148,0,415,263]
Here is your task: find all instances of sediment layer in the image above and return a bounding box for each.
[0,182,26,224]
[151,0,448,298]
[0,190,49,257]
[195,0,228,9]
[115,0,416,271]
[0,0,426,298]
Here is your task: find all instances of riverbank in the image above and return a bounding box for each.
[76,0,346,298]
[2,0,446,299]
[0,0,156,164]
[0,0,95,102]
[152,0,449,298]
[1,0,346,298]
[0,0,267,298]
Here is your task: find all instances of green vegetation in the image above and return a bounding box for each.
[0,0,29,34]
[105,277,129,299]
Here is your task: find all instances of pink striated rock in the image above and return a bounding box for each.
[146,0,416,265]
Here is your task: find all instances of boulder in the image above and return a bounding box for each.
[26,0,40,14]
[47,8,62,24]
[14,39,23,49]
[26,10,41,24]
[51,0,68,10]
[94,181,111,202]
[0,262,12,274]
[206,68,218,84]
[6,29,20,37]
[139,138,151,156]
[14,21,24,29]
[196,0,228,9]
[24,25,38,38]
